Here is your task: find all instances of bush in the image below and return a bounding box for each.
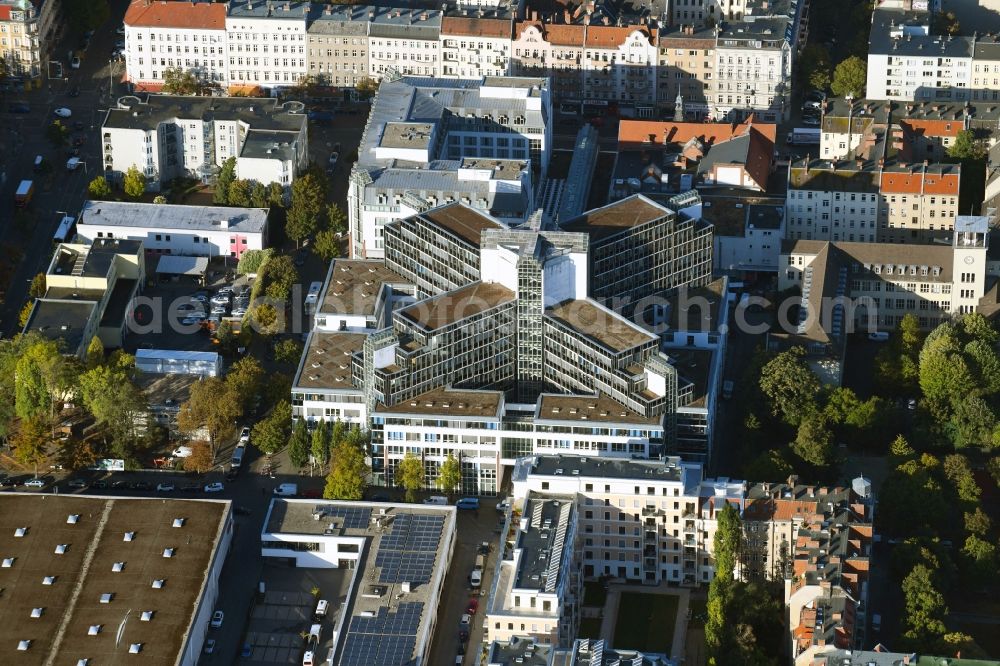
[236,248,274,276]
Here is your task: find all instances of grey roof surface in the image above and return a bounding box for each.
[365,163,531,217]
[519,454,685,483]
[25,300,96,353]
[79,201,268,234]
[240,129,300,160]
[696,133,751,173]
[227,0,311,20]
[488,637,555,666]
[368,7,441,38]
[307,3,370,34]
[745,204,784,229]
[514,496,574,591]
[717,17,791,44]
[868,8,974,57]
[104,94,307,132]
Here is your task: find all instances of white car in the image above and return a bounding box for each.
[210,610,224,628]
[210,294,230,305]
[24,478,46,488]
[231,308,247,318]
[204,482,224,493]
[70,57,81,69]
[239,427,251,445]
[181,316,205,326]
[204,639,216,654]
[156,483,175,492]
[54,107,72,118]
[172,446,193,458]
[303,651,314,666]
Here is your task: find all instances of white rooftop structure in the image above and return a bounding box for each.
[135,349,222,377]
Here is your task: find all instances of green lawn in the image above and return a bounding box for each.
[613,592,679,654]
[583,581,607,607]
[578,617,602,639]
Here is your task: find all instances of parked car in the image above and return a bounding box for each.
[54,107,72,117]
[177,302,197,312]
[302,651,315,666]
[328,151,339,168]
[172,446,193,458]
[231,307,247,318]
[181,316,204,326]
[91,480,108,489]
[204,482,225,493]
[466,598,479,615]
[204,639,216,654]
[0,477,19,488]
[70,57,81,69]
[210,293,230,306]
[801,114,821,127]
[156,483,175,492]
[241,642,253,657]
[181,483,202,492]
[496,499,510,512]
[459,613,471,628]
[225,468,239,482]
[131,481,152,491]
[190,292,209,302]
[239,426,251,444]
[210,305,228,315]
[67,478,88,489]
[458,628,469,642]
[24,478,46,489]
[210,610,224,628]
[456,497,480,510]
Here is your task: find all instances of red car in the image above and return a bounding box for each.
[466,598,479,615]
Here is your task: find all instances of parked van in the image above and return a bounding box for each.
[422,496,448,505]
[231,447,245,468]
[456,498,480,510]
[273,483,298,497]
[470,570,482,588]
[474,554,485,571]
[314,599,329,620]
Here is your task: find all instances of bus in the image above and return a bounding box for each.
[53,215,76,244]
[304,281,323,314]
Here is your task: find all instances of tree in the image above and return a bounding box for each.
[961,535,997,580]
[742,448,794,483]
[901,564,948,652]
[759,347,820,425]
[183,441,215,474]
[714,503,742,580]
[797,44,831,91]
[46,120,69,146]
[84,335,104,369]
[261,254,299,301]
[890,434,915,457]
[436,454,462,495]
[312,229,341,262]
[324,439,369,500]
[311,419,331,469]
[236,247,273,276]
[28,273,46,299]
[12,416,48,478]
[123,166,147,199]
[250,303,280,335]
[250,181,268,208]
[227,179,252,207]
[942,454,981,504]
[162,67,201,95]
[938,633,988,660]
[88,176,113,200]
[948,129,986,161]
[356,77,378,98]
[947,395,996,449]
[15,338,66,421]
[958,312,998,344]
[326,203,347,236]
[396,453,425,502]
[267,182,285,208]
[152,195,167,204]
[225,356,265,415]
[288,419,310,468]
[964,507,991,536]
[274,338,303,365]
[0,335,43,445]
[792,411,834,467]
[920,326,974,418]
[177,376,240,454]
[251,400,292,455]
[215,319,236,352]
[18,302,34,329]
[214,157,237,205]
[78,365,147,458]
[831,56,867,98]
[286,174,326,246]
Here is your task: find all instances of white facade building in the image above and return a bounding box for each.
[368,7,441,78]
[77,201,268,260]
[440,16,512,79]
[101,94,307,191]
[786,161,879,243]
[225,0,309,91]
[712,18,793,122]
[122,0,229,92]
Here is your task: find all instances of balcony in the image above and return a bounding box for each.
[641,506,662,517]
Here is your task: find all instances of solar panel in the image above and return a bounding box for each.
[339,603,424,665]
[374,514,444,584]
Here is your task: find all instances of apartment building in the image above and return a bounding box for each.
[878,163,960,243]
[101,94,308,191]
[866,8,974,102]
[712,18,793,122]
[122,0,228,92]
[293,194,716,492]
[486,495,581,647]
[368,7,441,78]
[972,36,1000,101]
[510,17,658,118]
[787,161,880,243]
[440,15,513,79]
[225,0,308,90]
[773,217,992,385]
[25,239,145,357]
[348,75,551,259]
[0,0,61,79]
[656,24,716,119]
[671,0,750,27]
[707,199,786,272]
[305,4,369,91]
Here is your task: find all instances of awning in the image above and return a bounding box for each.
[155,255,208,276]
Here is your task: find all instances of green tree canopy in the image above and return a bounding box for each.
[395,453,425,502]
[714,503,742,579]
[792,411,835,467]
[901,564,948,652]
[161,67,201,95]
[831,56,867,98]
[251,400,292,455]
[947,395,996,449]
[214,157,237,204]
[274,338,303,365]
[261,254,299,301]
[947,129,986,160]
[84,335,104,369]
[436,454,462,495]
[78,364,147,458]
[63,0,110,32]
[250,181,268,208]
[28,273,46,299]
[311,419,331,469]
[942,453,981,504]
[288,419,310,468]
[227,179,252,207]
[964,507,991,536]
[88,176,112,200]
[759,347,820,425]
[326,203,347,236]
[312,229,341,262]
[324,438,369,500]
[286,173,326,246]
[13,416,48,476]
[123,166,147,200]
[177,376,240,453]
[224,356,265,415]
[47,120,69,147]
[797,44,831,91]
[15,338,67,421]
[182,440,215,474]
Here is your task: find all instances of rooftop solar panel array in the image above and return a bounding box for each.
[320,505,373,530]
[374,514,444,584]
[339,602,424,666]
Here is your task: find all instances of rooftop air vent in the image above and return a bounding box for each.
[14,527,27,538]
[129,644,142,654]
[162,548,175,558]
[42,576,55,585]
[88,625,102,636]
[172,518,185,528]
[1,558,14,568]
[112,562,125,572]
[140,611,154,622]
[99,593,112,604]
[54,544,68,555]
[67,514,80,524]
[152,579,165,589]
[124,531,135,542]
[17,640,30,651]
[30,608,43,618]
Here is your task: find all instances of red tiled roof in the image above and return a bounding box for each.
[441,16,512,38]
[879,170,960,194]
[584,25,654,48]
[0,5,11,20]
[124,0,226,30]
[618,117,777,150]
[515,21,585,46]
[899,118,963,139]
